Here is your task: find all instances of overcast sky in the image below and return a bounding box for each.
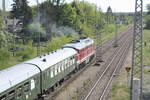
[0,0,150,12]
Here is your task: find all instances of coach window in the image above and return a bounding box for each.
[60,62,62,71]
[68,58,71,66]
[50,68,54,78]
[65,59,67,68]
[47,69,49,76]
[62,60,65,70]
[62,61,64,71]
[58,63,61,73]
[56,64,59,73]
[0,95,6,100]
[54,65,57,76]
[24,82,30,92]
[43,73,46,79]
[8,90,15,100]
[17,86,22,98]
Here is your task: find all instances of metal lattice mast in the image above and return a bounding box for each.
[2,0,6,26]
[36,0,41,56]
[131,0,143,100]
[113,15,119,47]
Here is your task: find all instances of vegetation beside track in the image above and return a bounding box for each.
[143,29,150,65]
[0,0,131,70]
[0,24,128,70]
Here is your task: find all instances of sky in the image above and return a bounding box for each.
[0,0,150,12]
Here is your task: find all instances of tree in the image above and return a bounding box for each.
[27,23,46,41]
[145,4,150,29]
[0,31,6,48]
[106,6,114,24]
[147,4,150,15]
[145,15,150,29]
[11,0,33,33]
[0,16,3,30]
[58,4,76,27]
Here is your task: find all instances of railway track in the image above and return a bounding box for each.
[44,26,133,100]
[99,26,132,55]
[83,28,132,100]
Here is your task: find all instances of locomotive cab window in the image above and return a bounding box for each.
[72,56,75,64]
[0,95,6,100]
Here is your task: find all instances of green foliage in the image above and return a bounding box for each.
[11,0,33,30]
[46,36,74,52]
[147,4,150,15]
[16,40,35,61]
[104,24,115,33]
[0,0,130,70]
[143,30,150,65]
[27,23,46,40]
[0,31,6,48]
[145,4,150,29]
[0,49,11,69]
[112,83,130,100]
[58,4,77,27]
[145,15,150,29]
[0,16,3,30]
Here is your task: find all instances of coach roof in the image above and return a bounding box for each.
[24,48,77,71]
[0,64,40,93]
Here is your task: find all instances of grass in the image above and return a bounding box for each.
[112,84,130,100]
[143,29,150,65]
[102,25,128,42]
[111,65,130,100]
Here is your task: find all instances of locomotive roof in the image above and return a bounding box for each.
[63,37,94,50]
[0,64,40,93]
[24,48,77,71]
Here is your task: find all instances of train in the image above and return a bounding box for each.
[0,37,95,100]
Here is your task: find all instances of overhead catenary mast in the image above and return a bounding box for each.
[94,1,103,64]
[36,0,41,56]
[131,0,143,100]
[2,0,6,27]
[113,15,119,47]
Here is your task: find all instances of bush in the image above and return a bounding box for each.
[46,36,74,52]
[0,32,6,48]
[16,41,35,61]
[0,49,11,66]
[145,15,150,29]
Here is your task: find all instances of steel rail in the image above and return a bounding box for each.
[99,40,132,100]
[84,31,132,100]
